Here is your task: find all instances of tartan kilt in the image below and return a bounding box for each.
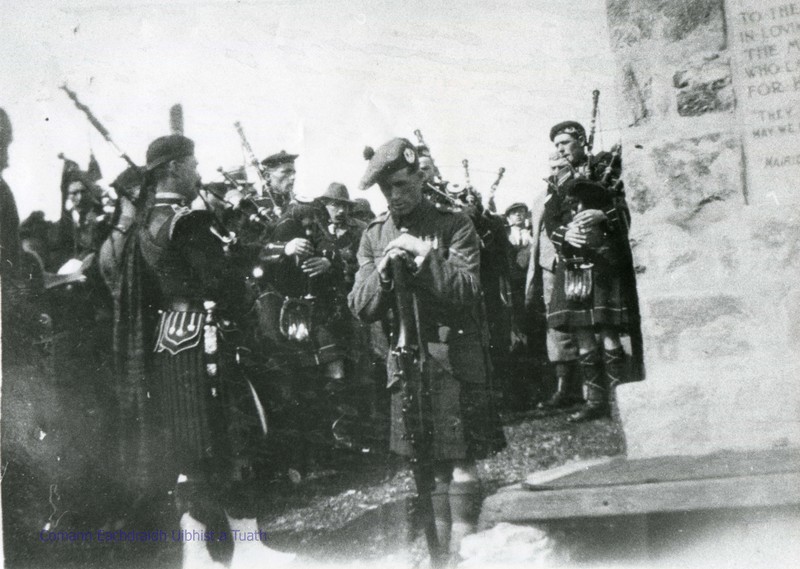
[547,243,635,333]
[152,311,265,480]
[388,342,506,461]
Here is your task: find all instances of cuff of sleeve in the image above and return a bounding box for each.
[551,227,567,252]
[604,206,621,232]
[260,242,287,262]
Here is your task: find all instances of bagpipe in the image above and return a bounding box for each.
[449,160,506,217]
[234,121,282,221]
[487,166,505,214]
[252,200,340,346]
[201,167,275,230]
[279,203,325,343]
[558,90,626,302]
[61,85,242,257]
[413,128,461,209]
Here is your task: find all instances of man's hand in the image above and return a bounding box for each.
[572,209,606,229]
[376,248,414,282]
[224,189,244,208]
[301,256,331,277]
[383,233,432,259]
[285,237,314,258]
[564,225,588,248]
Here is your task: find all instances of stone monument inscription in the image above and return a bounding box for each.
[731,0,800,204]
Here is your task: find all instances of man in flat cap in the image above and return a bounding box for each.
[349,138,505,562]
[260,149,298,211]
[503,201,535,405]
[505,202,532,281]
[254,162,354,468]
[135,134,294,568]
[537,122,644,423]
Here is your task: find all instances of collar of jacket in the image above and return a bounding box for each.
[391,197,438,231]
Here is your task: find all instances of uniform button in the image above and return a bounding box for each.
[457,329,464,334]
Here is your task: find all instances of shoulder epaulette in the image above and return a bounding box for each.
[168,207,215,240]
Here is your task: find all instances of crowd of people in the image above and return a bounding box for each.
[0,106,643,568]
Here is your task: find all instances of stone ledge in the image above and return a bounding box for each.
[481,449,800,526]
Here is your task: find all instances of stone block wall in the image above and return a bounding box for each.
[605,0,800,457]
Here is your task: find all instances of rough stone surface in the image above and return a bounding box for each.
[621,179,800,457]
[606,2,800,458]
[674,53,734,116]
[607,0,729,125]
[606,0,727,50]
[625,132,743,216]
[620,62,654,126]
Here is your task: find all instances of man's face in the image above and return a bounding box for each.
[553,133,586,166]
[419,156,436,184]
[67,181,89,211]
[379,167,424,218]
[324,200,348,225]
[507,208,527,227]
[174,155,201,200]
[268,163,296,196]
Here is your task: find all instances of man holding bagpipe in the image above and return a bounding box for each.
[135,135,293,568]
[252,150,353,472]
[349,138,506,565]
[541,120,644,423]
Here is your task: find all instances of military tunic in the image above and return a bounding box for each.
[349,198,506,460]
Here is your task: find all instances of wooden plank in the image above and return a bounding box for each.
[523,448,800,491]
[523,457,615,488]
[483,471,800,524]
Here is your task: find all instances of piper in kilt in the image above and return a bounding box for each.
[137,135,293,568]
[543,121,644,423]
[252,150,351,474]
